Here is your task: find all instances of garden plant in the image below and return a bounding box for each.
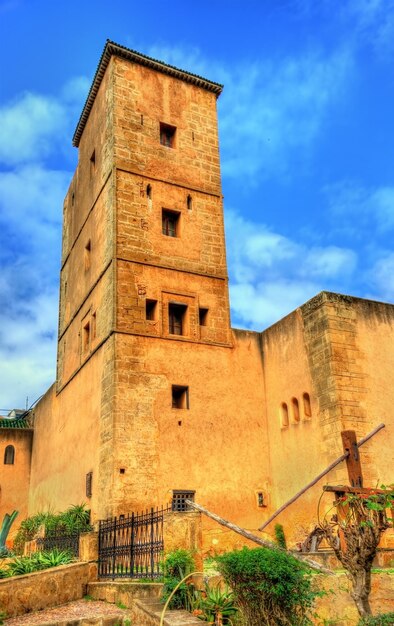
[216,546,322,626]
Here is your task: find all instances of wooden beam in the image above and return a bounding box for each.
[323,486,387,495]
[186,500,333,575]
[258,423,385,531]
[341,430,363,488]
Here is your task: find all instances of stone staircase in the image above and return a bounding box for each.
[87,581,202,626]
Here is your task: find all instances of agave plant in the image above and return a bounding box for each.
[35,548,73,568]
[198,584,238,626]
[0,511,18,554]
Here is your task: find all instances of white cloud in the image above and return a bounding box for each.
[368,252,394,302]
[225,209,358,328]
[324,181,394,237]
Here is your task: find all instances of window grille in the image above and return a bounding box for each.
[171,490,195,511]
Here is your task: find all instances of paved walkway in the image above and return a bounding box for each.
[4,598,131,625]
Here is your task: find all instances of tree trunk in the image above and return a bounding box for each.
[350,568,372,617]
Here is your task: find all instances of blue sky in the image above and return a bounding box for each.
[1,0,394,409]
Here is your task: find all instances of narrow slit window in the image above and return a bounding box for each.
[187,195,193,210]
[91,312,97,340]
[146,299,157,321]
[303,392,312,418]
[292,397,300,423]
[83,321,90,352]
[281,403,289,428]
[162,210,180,237]
[199,308,208,326]
[160,122,176,148]
[146,184,152,200]
[169,303,187,336]
[86,471,93,498]
[172,385,189,409]
[4,445,15,465]
[84,240,91,271]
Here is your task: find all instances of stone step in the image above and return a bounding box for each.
[4,599,132,626]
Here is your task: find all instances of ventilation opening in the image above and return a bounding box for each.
[83,321,90,353]
[172,385,189,409]
[86,472,93,498]
[187,194,193,210]
[172,490,195,511]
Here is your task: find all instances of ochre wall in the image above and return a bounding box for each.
[0,428,33,541]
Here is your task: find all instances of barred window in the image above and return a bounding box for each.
[172,490,195,511]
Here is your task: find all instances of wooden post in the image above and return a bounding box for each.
[341,430,363,488]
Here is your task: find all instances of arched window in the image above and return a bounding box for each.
[303,392,312,418]
[291,397,300,423]
[280,403,289,428]
[4,445,15,465]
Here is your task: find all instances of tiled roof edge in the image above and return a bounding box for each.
[0,418,32,430]
[72,40,224,147]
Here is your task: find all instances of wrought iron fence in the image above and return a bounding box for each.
[37,532,80,557]
[98,506,169,579]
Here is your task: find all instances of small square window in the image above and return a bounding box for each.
[169,303,187,335]
[199,308,208,326]
[146,299,157,321]
[172,385,189,409]
[162,209,180,237]
[160,122,176,148]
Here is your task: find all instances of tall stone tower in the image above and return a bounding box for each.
[55,41,238,518]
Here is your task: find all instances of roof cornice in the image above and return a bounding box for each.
[72,40,224,147]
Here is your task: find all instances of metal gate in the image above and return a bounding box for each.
[98,506,169,579]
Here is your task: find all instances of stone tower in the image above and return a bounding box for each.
[55,41,243,519]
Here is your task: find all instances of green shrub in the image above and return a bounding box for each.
[216,546,321,626]
[13,504,92,554]
[3,548,73,577]
[161,549,196,609]
[358,614,394,626]
[274,523,287,550]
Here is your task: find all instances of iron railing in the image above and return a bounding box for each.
[98,506,170,579]
[37,532,80,557]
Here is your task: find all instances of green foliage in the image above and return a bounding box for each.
[194,583,238,625]
[13,504,92,554]
[116,601,128,609]
[2,548,73,577]
[216,547,321,626]
[161,549,196,609]
[0,511,18,553]
[0,611,7,625]
[274,523,287,550]
[357,613,394,626]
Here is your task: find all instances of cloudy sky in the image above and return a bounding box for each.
[1,0,394,409]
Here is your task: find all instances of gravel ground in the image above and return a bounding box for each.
[4,599,131,625]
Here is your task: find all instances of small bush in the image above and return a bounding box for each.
[358,614,394,626]
[13,504,92,554]
[274,523,287,550]
[161,549,196,609]
[3,548,73,577]
[216,546,321,626]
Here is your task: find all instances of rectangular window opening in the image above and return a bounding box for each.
[160,122,176,148]
[169,303,187,336]
[146,299,157,321]
[91,311,97,340]
[199,307,208,326]
[162,209,180,238]
[172,385,189,409]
